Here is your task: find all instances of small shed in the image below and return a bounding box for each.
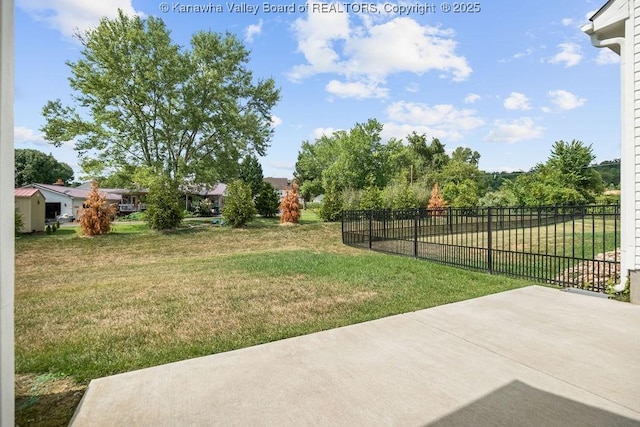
[14,188,46,232]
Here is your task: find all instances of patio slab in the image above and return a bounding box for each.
[70,286,640,426]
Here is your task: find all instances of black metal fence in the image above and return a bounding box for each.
[342,205,620,292]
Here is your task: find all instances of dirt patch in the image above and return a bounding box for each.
[15,374,86,427]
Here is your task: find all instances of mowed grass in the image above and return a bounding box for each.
[15,212,533,425]
[419,218,619,258]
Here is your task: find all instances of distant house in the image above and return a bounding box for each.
[263,177,289,200]
[14,188,46,232]
[183,183,227,215]
[23,182,121,221]
[76,182,149,214]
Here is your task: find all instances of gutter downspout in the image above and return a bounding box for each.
[583,24,627,293]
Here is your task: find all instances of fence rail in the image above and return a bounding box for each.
[342,205,620,293]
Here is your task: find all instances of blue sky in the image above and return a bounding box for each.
[14,0,620,181]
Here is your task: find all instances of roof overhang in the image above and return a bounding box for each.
[582,0,628,54]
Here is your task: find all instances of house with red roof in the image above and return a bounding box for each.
[22,181,121,221]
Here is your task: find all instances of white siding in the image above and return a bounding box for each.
[634,3,640,266]
[33,189,75,217]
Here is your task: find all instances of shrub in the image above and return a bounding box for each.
[382,181,418,209]
[280,180,301,224]
[341,188,361,211]
[359,186,383,210]
[192,198,213,217]
[222,180,256,227]
[594,192,620,206]
[80,181,116,236]
[392,184,418,209]
[255,182,280,217]
[145,175,184,230]
[442,179,480,208]
[478,188,518,207]
[318,186,343,222]
[15,209,24,235]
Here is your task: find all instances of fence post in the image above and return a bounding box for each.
[368,210,373,250]
[487,207,493,274]
[414,208,419,258]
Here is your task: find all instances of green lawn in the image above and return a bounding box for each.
[15,212,533,426]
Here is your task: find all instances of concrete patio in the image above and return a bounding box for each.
[70,285,640,426]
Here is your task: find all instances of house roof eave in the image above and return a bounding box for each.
[588,0,628,36]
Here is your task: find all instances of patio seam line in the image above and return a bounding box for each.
[401,311,640,416]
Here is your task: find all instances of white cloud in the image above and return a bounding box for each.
[504,92,531,111]
[596,49,620,65]
[500,47,534,63]
[484,118,544,144]
[17,0,143,39]
[384,101,484,141]
[312,127,339,139]
[270,115,282,127]
[561,18,575,27]
[245,20,263,43]
[549,43,582,67]
[289,6,471,98]
[14,126,47,145]
[288,4,351,80]
[325,79,388,99]
[464,93,481,104]
[547,90,586,110]
[405,82,419,93]
[341,17,471,81]
[381,122,451,143]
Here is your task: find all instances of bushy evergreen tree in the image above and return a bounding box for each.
[318,186,343,222]
[145,175,184,230]
[223,180,256,227]
[255,182,280,217]
[359,185,383,210]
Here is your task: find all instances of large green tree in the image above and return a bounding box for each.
[294,119,402,197]
[510,140,604,206]
[41,10,280,185]
[14,149,74,187]
[294,138,335,201]
[405,133,449,181]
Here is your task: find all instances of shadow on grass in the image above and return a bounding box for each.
[16,228,78,239]
[15,374,86,427]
